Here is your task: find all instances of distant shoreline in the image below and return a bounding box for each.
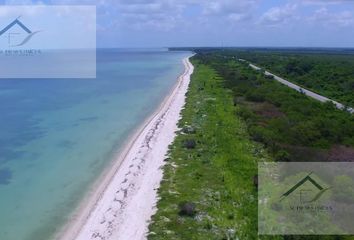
[56,56,194,240]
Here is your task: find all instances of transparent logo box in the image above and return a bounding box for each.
[258,162,354,235]
[0,6,96,78]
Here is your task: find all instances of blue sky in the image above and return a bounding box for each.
[1,0,354,48]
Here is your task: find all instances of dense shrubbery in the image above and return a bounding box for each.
[178,202,196,217]
[194,52,354,162]
[149,60,265,240]
[192,50,354,239]
[234,50,354,107]
[151,49,354,240]
[183,139,196,149]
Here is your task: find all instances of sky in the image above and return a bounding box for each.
[1,0,354,48]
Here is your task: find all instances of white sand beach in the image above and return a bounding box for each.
[57,56,194,240]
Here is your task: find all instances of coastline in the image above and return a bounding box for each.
[57,55,194,240]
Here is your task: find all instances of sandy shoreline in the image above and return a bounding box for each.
[57,56,194,240]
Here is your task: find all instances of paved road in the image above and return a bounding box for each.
[246,62,354,114]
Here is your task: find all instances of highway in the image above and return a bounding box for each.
[245,62,354,114]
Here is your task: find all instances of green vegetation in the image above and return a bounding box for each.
[148,61,272,239]
[196,52,354,163]
[234,50,354,108]
[259,170,340,235]
[149,50,354,239]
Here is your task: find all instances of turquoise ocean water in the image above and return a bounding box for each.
[0,49,191,240]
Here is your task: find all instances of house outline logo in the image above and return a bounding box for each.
[0,16,41,47]
[280,172,331,203]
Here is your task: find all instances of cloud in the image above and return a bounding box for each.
[228,13,251,22]
[309,7,354,27]
[259,4,297,26]
[43,0,182,31]
[116,0,179,14]
[3,0,354,47]
[86,0,259,31]
[1,0,260,30]
[203,0,257,15]
[301,0,353,5]
[5,0,44,4]
[109,0,260,28]
[114,0,182,31]
[202,0,258,23]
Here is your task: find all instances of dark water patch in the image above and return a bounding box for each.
[0,168,12,185]
[57,140,76,149]
[78,116,98,122]
[0,149,26,165]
